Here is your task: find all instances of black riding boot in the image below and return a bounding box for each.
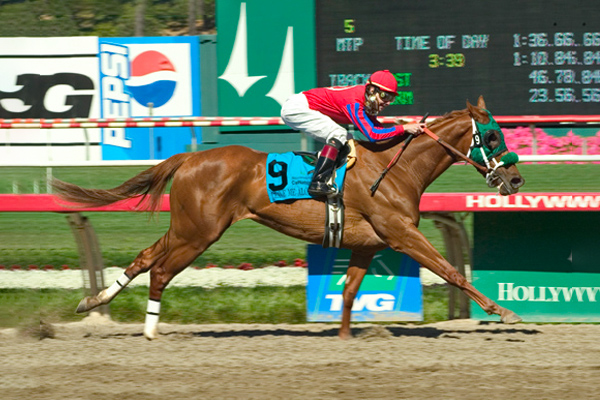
[308,138,343,198]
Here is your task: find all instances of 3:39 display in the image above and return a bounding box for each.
[428,53,466,68]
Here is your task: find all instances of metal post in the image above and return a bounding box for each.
[46,167,53,194]
[83,128,90,161]
[190,126,198,152]
[530,123,537,157]
[67,213,110,316]
[422,212,472,319]
[148,102,154,159]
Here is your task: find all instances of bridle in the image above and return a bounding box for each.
[422,126,488,173]
[371,115,519,195]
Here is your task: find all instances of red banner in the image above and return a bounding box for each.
[2,193,600,212]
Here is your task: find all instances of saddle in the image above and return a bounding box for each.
[265,140,356,248]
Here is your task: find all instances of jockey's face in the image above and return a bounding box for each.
[365,85,397,115]
[374,89,395,113]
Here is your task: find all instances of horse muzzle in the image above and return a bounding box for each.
[487,168,525,195]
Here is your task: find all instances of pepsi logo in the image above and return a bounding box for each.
[127,50,177,108]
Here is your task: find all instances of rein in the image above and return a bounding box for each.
[370,114,428,196]
[422,127,489,173]
[369,115,518,195]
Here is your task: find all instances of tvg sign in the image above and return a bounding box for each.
[306,245,423,322]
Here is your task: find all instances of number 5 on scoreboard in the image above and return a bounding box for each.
[344,19,355,33]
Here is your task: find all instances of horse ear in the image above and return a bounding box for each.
[467,97,489,123]
[477,95,486,109]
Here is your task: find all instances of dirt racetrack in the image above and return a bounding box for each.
[1,317,599,400]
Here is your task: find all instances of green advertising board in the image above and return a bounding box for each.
[472,212,600,322]
[216,0,315,147]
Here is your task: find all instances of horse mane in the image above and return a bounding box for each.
[427,109,468,128]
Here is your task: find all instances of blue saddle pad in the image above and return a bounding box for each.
[266,152,347,202]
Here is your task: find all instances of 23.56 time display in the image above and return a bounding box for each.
[529,88,600,102]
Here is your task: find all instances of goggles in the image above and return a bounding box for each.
[378,89,396,102]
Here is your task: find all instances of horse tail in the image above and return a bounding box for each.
[52,153,192,214]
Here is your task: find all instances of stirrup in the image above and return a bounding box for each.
[308,182,337,198]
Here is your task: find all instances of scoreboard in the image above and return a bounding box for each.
[316,0,600,116]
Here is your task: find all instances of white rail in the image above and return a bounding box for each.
[1,155,599,168]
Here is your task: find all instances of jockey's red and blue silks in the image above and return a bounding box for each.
[303,85,405,142]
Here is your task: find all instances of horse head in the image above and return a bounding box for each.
[466,96,525,195]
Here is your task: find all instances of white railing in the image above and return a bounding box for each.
[2,115,600,168]
[3,154,600,168]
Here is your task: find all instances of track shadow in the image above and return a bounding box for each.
[166,328,342,338]
[91,324,542,340]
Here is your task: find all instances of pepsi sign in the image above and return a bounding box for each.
[98,37,200,160]
[128,50,178,108]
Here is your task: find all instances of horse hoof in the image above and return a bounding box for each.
[75,297,97,313]
[144,328,159,341]
[338,330,353,340]
[501,310,522,324]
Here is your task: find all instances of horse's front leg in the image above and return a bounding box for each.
[339,251,376,340]
[389,224,521,324]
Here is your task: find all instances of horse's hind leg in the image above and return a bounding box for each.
[141,231,209,340]
[75,234,180,314]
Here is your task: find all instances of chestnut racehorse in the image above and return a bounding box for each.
[53,96,525,340]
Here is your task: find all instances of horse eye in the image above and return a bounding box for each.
[484,130,500,149]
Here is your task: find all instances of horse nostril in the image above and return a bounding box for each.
[511,177,525,188]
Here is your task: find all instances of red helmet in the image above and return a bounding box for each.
[364,70,398,115]
[368,70,399,95]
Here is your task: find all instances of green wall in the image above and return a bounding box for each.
[206,0,316,153]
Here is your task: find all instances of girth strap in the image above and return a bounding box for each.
[322,194,344,248]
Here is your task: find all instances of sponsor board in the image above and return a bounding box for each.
[472,212,600,322]
[99,37,200,160]
[472,271,600,322]
[0,36,199,163]
[420,192,600,212]
[466,193,600,210]
[0,37,101,163]
[306,245,423,322]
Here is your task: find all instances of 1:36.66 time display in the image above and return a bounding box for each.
[428,53,465,68]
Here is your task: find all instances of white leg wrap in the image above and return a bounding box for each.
[144,299,161,340]
[98,273,131,303]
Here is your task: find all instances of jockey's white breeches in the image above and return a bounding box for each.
[280,93,350,145]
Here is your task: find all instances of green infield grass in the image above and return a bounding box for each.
[0,285,450,328]
[1,163,599,268]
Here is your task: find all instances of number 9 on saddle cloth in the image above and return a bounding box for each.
[265,142,355,248]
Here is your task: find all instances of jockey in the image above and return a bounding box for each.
[281,69,426,198]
